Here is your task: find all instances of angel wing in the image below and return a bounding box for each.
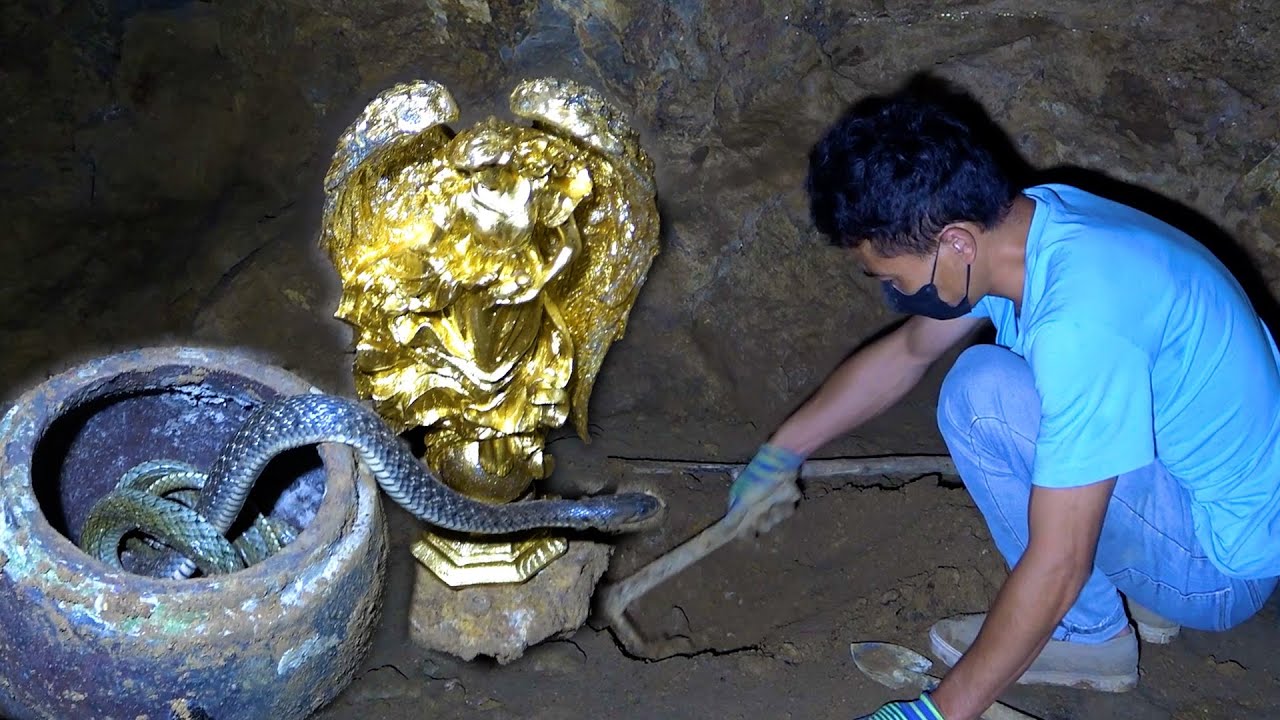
[508,77,661,441]
[320,80,461,282]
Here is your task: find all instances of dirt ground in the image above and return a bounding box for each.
[302,437,1280,720]
[3,1,1280,719]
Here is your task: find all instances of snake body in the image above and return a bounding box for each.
[81,459,297,576]
[79,393,662,579]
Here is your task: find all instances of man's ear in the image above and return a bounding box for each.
[939,225,978,264]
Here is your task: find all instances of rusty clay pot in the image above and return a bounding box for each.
[0,346,388,720]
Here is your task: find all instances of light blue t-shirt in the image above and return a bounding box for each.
[970,183,1280,579]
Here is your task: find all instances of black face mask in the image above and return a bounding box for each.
[882,246,972,320]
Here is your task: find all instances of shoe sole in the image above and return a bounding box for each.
[928,625,1139,693]
[1136,621,1180,644]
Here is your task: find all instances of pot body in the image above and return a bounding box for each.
[0,346,387,720]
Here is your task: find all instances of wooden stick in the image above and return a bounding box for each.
[610,454,957,480]
[595,480,797,658]
[596,453,957,657]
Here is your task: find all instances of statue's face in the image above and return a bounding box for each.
[321,79,659,503]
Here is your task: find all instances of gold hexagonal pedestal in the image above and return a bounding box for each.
[410,530,569,587]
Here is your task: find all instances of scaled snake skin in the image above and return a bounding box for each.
[79,393,663,579]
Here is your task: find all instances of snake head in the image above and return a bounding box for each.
[584,491,665,533]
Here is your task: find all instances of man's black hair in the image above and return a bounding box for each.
[806,81,1017,257]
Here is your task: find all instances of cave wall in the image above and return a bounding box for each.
[3,0,1277,464]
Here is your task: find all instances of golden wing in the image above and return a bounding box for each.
[319,80,465,432]
[321,80,461,284]
[508,77,661,440]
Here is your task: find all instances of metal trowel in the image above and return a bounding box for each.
[849,642,1040,720]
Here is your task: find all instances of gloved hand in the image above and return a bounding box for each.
[855,693,945,720]
[726,443,805,533]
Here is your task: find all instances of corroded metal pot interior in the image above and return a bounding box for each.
[31,364,326,571]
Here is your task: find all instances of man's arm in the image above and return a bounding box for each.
[770,314,987,455]
[927,478,1117,720]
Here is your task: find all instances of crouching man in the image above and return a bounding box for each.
[727,85,1280,720]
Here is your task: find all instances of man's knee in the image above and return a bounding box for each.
[936,344,1036,438]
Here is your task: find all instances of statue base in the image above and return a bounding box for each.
[407,538,612,664]
[410,530,568,587]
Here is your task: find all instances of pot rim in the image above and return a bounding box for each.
[0,345,374,603]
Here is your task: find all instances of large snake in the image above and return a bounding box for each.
[78,393,663,579]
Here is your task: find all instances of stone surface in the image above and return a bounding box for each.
[407,540,611,664]
[3,1,1280,719]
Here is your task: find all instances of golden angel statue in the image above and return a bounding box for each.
[318,77,660,585]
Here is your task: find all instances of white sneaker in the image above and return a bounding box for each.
[929,613,1139,692]
[1127,600,1181,644]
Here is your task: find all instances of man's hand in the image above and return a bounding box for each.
[928,478,1117,720]
[726,443,805,531]
[727,443,805,510]
[855,693,945,720]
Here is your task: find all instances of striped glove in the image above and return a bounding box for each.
[856,693,945,720]
[726,442,805,513]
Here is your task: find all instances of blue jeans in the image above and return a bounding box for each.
[937,344,1277,642]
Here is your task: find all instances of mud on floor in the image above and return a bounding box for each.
[314,474,1280,720]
